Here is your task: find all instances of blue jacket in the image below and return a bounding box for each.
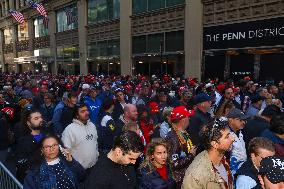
[84,96,102,124]
[23,157,85,189]
[137,166,176,189]
[51,101,65,136]
[39,104,55,123]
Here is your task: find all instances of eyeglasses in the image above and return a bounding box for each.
[42,144,59,151]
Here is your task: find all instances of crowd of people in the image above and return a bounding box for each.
[0,72,283,189]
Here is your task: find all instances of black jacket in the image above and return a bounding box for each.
[0,115,10,150]
[84,155,138,189]
[243,116,270,150]
[112,102,124,123]
[60,105,76,132]
[186,108,212,146]
[235,159,262,189]
[137,166,176,189]
[15,134,42,182]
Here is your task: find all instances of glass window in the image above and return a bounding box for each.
[88,42,99,58]
[147,33,164,53]
[18,22,29,41]
[34,48,50,57]
[107,39,120,56]
[34,17,49,37]
[88,39,120,58]
[148,0,165,11]
[132,0,147,14]
[166,0,184,7]
[57,5,78,32]
[57,46,79,59]
[132,35,146,54]
[88,0,120,25]
[97,41,108,56]
[4,27,13,44]
[165,30,184,52]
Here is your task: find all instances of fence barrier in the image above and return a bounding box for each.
[0,162,23,189]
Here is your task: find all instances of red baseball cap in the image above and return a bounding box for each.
[170,106,195,121]
[1,107,15,120]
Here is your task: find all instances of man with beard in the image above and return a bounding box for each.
[15,108,50,182]
[182,119,235,189]
[61,104,99,174]
[84,131,144,189]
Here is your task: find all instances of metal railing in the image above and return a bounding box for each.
[0,162,23,189]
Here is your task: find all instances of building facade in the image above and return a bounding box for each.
[2,0,282,81]
[0,0,203,80]
[203,0,284,81]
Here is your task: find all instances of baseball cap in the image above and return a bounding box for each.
[193,93,212,104]
[1,107,15,120]
[227,108,249,120]
[170,106,195,121]
[259,156,284,184]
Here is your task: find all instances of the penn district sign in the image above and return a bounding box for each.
[203,17,284,50]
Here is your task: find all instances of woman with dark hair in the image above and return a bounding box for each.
[23,134,85,189]
[138,138,176,189]
[96,98,118,154]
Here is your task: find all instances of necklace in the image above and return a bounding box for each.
[173,126,193,153]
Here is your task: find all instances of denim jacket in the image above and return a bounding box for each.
[23,157,85,189]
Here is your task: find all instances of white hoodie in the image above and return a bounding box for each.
[62,119,99,169]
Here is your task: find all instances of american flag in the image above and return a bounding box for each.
[65,8,77,26]
[9,10,25,24]
[29,1,47,18]
[43,17,48,28]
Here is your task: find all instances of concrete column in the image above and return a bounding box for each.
[12,25,18,72]
[28,19,34,53]
[253,54,260,81]
[9,0,14,9]
[120,0,132,76]
[0,3,3,17]
[16,0,20,9]
[184,0,203,80]
[5,0,8,16]
[49,11,57,74]
[78,0,88,75]
[0,30,5,72]
[224,54,231,80]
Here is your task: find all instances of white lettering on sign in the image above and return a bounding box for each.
[205,27,284,42]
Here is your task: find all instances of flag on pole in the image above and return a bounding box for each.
[43,17,48,28]
[65,8,77,26]
[9,10,25,24]
[28,1,47,18]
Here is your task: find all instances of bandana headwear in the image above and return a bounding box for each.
[170,106,195,121]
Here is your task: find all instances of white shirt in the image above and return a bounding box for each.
[62,119,99,169]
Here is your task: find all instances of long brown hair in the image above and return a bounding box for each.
[139,138,169,173]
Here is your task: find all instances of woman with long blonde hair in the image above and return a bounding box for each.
[137,138,176,189]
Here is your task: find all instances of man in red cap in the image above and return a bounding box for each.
[166,106,196,188]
